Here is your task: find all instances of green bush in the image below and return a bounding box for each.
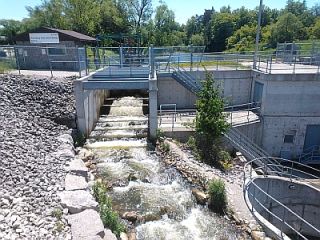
[217,150,233,171]
[92,181,125,236]
[208,179,227,214]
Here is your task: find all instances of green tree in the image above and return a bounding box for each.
[0,19,23,44]
[227,24,256,51]
[120,0,152,33]
[312,18,320,38]
[153,2,179,46]
[190,34,204,46]
[99,0,130,34]
[269,12,306,46]
[210,12,235,51]
[196,72,229,142]
[64,0,101,35]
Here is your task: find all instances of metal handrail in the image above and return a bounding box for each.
[244,157,320,239]
[245,179,320,240]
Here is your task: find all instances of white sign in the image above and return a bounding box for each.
[29,33,60,44]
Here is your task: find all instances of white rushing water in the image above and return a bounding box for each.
[87,96,247,240]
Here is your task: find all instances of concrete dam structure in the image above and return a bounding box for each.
[73,46,320,239]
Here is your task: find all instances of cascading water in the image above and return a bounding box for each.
[86,96,248,240]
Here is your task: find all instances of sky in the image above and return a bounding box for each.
[0,0,319,24]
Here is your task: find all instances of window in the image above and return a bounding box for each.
[48,47,66,56]
[284,135,294,143]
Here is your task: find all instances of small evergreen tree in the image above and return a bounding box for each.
[195,71,230,165]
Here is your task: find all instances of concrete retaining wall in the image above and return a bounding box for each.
[261,116,320,158]
[157,76,197,109]
[74,79,108,137]
[248,177,320,238]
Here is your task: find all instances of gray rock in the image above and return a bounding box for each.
[67,209,104,239]
[104,229,117,240]
[191,188,208,205]
[59,190,98,214]
[65,174,88,191]
[66,159,88,179]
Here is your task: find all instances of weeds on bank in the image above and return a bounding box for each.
[92,181,125,236]
[208,179,227,214]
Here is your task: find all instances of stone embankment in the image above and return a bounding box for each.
[0,74,117,239]
[0,74,76,239]
[160,139,271,240]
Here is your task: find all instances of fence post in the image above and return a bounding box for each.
[77,47,81,77]
[85,46,89,75]
[13,47,21,75]
[119,46,123,68]
[46,48,53,78]
[293,55,296,74]
[269,56,272,74]
[236,53,239,70]
[151,45,155,79]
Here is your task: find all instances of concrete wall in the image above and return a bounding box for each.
[261,116,320,158]
[248,177,320,238]
[74,79,108,137]
[252,71,320,158]
[157,70,252,109]
[157,76,197,109]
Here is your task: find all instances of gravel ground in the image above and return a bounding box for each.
[0,74,76,239]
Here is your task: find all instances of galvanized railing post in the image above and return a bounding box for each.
[269,56,272,74]
[293,56,296,74]
[119,46,123,68]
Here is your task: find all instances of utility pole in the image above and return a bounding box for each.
[253,0,263,69]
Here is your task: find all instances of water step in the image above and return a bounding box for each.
[105,97,149,101]
[98,116,148,122]
[86,140,147,149]
[94,125,148,131]
[90,130,147,139]
[101,104,148,107]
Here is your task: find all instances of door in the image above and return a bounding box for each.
[253,81,264,104]
[303,125,320,151]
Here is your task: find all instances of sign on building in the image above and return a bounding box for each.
[29,33,60,44]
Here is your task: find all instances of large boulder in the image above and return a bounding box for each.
[65,174,88,191]
[66,159,88,179]
[191,188,208,205]
[59,190,98,214]
[67,209,104,239]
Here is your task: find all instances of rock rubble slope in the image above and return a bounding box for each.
[0,74,76,239]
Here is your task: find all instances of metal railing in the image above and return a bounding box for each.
[244,157,320,239]
[299,145,320,164]
[224,102,261,127]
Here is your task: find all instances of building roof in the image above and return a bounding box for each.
[15,27,96,43]
[44,27,96,42]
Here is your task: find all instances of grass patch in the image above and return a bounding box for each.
[208,179,227,214]
[0,61,15,73]
[173,61,250,69]
[92,181,125,236]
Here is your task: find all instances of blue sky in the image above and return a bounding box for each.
[0,0,319,24]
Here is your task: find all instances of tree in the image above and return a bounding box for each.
[153,3,179,46]
[210,12,235,51]
[312,18,320,38]
[227,24,256,51]
[194,72,230,165]
[120,0,152,33]
[25,0,68,29]
[269,12,306,46]
[0,19,23,44]
[64,0,101,35]
[196,72,229,141]
[190,34,204,46]
[99,0,130,34]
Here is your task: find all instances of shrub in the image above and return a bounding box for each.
[92,181,125,236]
[217,150,233,171]
[208,179,227,214]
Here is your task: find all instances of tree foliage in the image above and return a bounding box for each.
[196,72,229,141]
[0,0,319,49]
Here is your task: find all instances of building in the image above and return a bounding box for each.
[14,27,96,71]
